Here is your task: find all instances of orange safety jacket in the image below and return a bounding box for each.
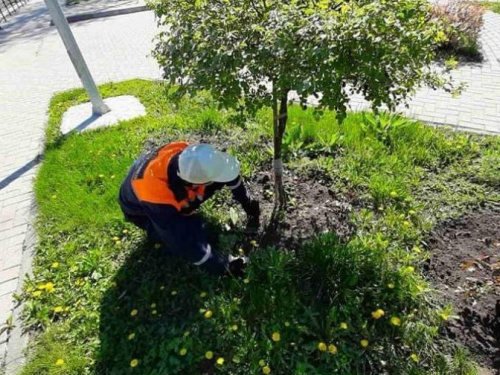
[131,142,206,211]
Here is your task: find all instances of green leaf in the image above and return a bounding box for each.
[229,207,239,226]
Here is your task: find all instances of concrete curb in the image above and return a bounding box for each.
[49,5,149,25]
[3,198,37,375]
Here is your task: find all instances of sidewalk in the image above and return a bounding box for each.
[1,1,500,373]
[301,11,500,135]
[0,0,161,371]
[355,11,500,134]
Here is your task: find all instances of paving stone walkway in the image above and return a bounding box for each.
[0,1,500,373]
[0,0,161,371]
[347,11,500,134]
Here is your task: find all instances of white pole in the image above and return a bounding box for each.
[44,0,110,115]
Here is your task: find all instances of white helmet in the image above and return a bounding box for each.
[178,144,240,184]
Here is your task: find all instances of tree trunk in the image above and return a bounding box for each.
[272,89,289,217]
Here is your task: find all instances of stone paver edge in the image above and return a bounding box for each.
[3,199,36,375]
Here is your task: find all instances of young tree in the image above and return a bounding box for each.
[152,0,449,215]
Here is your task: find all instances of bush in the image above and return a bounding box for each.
[431,0,485,60]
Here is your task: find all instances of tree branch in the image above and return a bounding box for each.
[249,0,262,17]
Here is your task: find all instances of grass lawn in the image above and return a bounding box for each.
[17,79,500,375]
[482,2,500,14]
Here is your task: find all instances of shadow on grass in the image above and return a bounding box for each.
[95,238,222,375]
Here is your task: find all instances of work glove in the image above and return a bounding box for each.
[244,200,260,234]
[226,255,249,278]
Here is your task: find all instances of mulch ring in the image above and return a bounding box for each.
[425,205,500,372]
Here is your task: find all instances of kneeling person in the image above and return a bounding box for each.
[119,142,260,276]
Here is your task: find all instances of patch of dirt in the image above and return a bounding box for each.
[426,206,500,372]
[247,170,354,250]
[196,133,355,249]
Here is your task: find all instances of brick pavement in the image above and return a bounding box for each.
[1,1,500,372]
[0,0,161,370]
[347,11,500,134]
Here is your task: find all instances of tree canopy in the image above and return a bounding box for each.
[152,0,447,120]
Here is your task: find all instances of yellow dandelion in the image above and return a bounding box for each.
[205,351,214,359]
[51,262,60,269]
[318,342,327,351]
[171,291,177,296]
[53,306,63,313]
[371,309,385,320]
[44,282,55,292]
[204,310,213,319]
[51,194,57,199]
[361,339,369,348]
[231,325,238,331]
[200,292,207,298]
[390,191,398,198]
[98,174,104,178]
[250,240,258,246]
[262,366,271,374]
[216,357,224,366]
[340,322,348,329]
[128,333,135,340]
[410,353,419,362]
[404,266,415,273]
[115,240,121,246]
[238,248,244,255]
[179,348,187,356]
[130,359,139,367]
[55,358,64,366]
[390,317,401,326]
[110,175,116,179]
[152,310,157,315]
[64,307,70,312]
[328,344,338,354]
[272,332,280,342]
[403,221,411,227]
[122,229,128,234]
[387,283,395,289]
[243,278,250,284]
[259,359,266,367]
[130,309,138,317]
[112,236,120,241]
[413,246,422,254]
[33,291,42,297]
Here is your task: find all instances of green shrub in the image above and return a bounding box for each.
[431,0,485,60]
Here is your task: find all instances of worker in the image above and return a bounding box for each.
[119,142,260,276]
